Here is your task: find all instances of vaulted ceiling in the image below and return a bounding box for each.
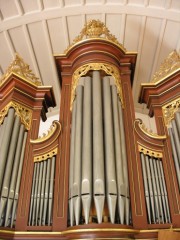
[0,0,180,117]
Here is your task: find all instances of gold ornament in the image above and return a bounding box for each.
[151,50,180,83]
[138,144,163,158]
[34,147,58,162]
[0,53,42,87]
[162,98,180,127]
[0,101,32,130]
[64,19,126,53]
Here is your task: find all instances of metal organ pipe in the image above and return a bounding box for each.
[102,76,117,224]
[92,71,105,224]
[81,76,92,225]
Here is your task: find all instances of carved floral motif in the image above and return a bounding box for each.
[162,98,180,127]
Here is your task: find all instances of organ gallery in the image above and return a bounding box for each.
[0,20,179,239]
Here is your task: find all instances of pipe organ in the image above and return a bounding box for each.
[0,20,179,239]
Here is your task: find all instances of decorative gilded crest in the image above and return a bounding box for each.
[136,118,166,139]
[138,144,163,158]
[64,19,126,53]
[34,147,58,162]
[162,98,180,127]
[151,50,180,83]
[70,63,123,111]
[0,53,42,86]
[0,101,32,130]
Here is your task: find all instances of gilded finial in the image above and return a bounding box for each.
[0,53,42,87]
[64,19,126,53]
[151,50,180,83]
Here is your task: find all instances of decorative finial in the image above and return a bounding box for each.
[151,50,180,83]
[0,53,42,86]
[64,19,126,53]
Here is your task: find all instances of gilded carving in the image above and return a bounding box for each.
[136,118,166,139]
[70,62,123,110]
[138,144,163,158]
[30,121,61,143]
[34,147,58,162]
[0,53,42,87]
[64,19,126,53]
[0,101,32,130]
[162,98,180,127]
[151,50,180,83]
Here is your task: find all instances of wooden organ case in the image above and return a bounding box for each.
[0,20,179,239]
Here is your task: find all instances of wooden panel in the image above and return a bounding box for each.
[106,14,122,41]
[67,15,83,43]
[0,0,19,20]
[20,0,39,13]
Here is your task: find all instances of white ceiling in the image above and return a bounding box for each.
[0,0,180,117]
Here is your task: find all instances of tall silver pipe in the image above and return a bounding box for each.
[144,155,155,223]
[42,158,51,225]
[156,160,168,223]
[81,76,92,225]
[0,115,21,223]
[28,164,37,225]
[171,119,180,163]
[48,156,56,225]
[69,99,77,226]
[73,85,83,226]
[32,163,40,225]
[168,128,180,188]
[118,100,130,225]
[11,131,27,227]
[0,108,15,190]
[111,85,125,224]
[103,76,117,224]
[35,161,43,225]
[149,157,160,223]
[159,160,171,223]
[153,158,164,223]
[175,110,180,136]
[0,116,7,149]
[92,71,105,224]
[39,160,47,225]
[140,153,151,224]
[5,124,25,227]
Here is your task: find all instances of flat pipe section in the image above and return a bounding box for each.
[81,76,92,224]
[111,85,125,224]
[153,158,164,224]
[5,124,25,227]
[11,131,27,227]
[118,100,130,225]
[48,156,56,225]
[140,153,151,224]
[168,128,180,188]
[0,115,21,225]
[0,108,15,190]
[149,157,160,223]
[92,71,105,224]
[73,85,83,225]
[145,155,156,223]
[159,160,171,223]
[39,161,47,225]
[103,77,117,224]
[69,100,77,226]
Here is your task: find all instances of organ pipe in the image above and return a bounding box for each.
[92,71,105,224]
[81,76,92,224]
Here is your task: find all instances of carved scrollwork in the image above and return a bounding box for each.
[0,101,32,130]
[0,53,42,87]
[64,19,126,54]
[70,62,123,111]
[162,98,180,127]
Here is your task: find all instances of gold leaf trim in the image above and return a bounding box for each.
[162,98,180,127]
[30,121,61,143]
[34,147,58,162]
[0,53,42,87]
[0,101,32,130]
[70,62,123,111]
[64,19,126,54]
[137,119,166,139]
[138,144,163,158]
[151,50,180,83]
